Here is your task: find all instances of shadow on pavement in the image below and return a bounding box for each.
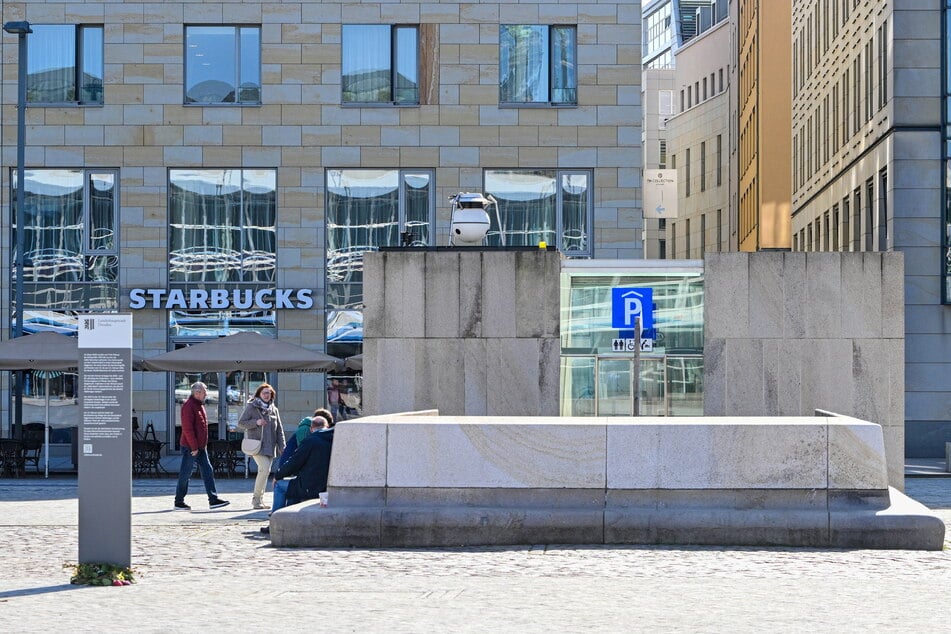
[0,584,83,600]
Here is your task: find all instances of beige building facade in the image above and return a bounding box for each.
[736,0,791,252]
[664,18,731,258]
[0,1,641,452]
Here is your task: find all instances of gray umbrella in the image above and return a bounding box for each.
[0,331,79,478]
[344,354,363,371]
[141,331,340,372]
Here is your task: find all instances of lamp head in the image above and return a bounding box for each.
[3,21,32,35]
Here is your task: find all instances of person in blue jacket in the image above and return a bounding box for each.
[270,408,333,513]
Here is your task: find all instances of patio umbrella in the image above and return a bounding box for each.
[141,331,340,372]
[344,354,363,371]
[0,331,79,478]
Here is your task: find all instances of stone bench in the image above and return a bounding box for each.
[269,412,945,550]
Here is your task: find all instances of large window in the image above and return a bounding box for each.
[185,26,261,104]
[342,25,419,105]
[10,169,118,330]
[168,169,277,339]
[499,25,577,106]
[325,169,435,350]
[168,169,276,283]
[483,169,592,256]
[27,25,103,104]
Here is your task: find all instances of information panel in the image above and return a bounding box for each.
[78,314,133,567]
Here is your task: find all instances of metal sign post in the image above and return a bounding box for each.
[633,316,640,416]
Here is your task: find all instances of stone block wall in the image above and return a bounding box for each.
[362,250,561,416]
[703,251,905,487]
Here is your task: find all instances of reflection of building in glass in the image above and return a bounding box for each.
[10,169,119,335]
[560,262,704,418]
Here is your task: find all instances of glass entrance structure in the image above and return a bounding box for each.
[560,260,704,416]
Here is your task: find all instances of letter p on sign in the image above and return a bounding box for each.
[611,287,653,331]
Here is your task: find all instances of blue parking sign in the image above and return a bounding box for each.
[611,287,653,331]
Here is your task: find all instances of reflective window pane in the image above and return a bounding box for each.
[394,27,419,104]
[342,25,418,105]
[342,25,392,103]
[403,172,431,245]
[500,26,548,103]
[485,169,591,255]
[561,173,588,254]
[551,26,577,104]
[27,25,76,102]
[327,310,363,343]
[485,170,558,247]
[169,169,274,283]
[88,173,116,251]
[325,168,434,335]
[80,26,104,104]
[186,26,261,104]
[500,25,576,105]
[26,25,103,104]
[169,309,276,338]
[242,170,277,283]
[238,27,261,103]
[560,356,595,416]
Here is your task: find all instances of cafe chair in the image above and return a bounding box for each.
[21,423,45,474]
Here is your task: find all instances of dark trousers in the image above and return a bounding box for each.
[175,447,219,503]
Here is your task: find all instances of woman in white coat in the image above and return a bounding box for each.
[237,383,286,509]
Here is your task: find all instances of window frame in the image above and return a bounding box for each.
[341,25,420,107]
[167,168,278,284]
[9,168,120,317]
[183,24,262,106]
[26,24,104,106]
[482,168,594,257]
[498,24,578,108]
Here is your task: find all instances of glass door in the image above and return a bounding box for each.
[223,370,268,437]
[597,358,633,416]
[639,357,667,416]
[173,369,220,449]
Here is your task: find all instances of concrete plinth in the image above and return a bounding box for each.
[269,413,945,550]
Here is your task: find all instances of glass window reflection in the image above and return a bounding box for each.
[27,25,103,105]
[500,25,577,106]
[169,169,276,283]
[169,309,276,338]
[11,168,118,285]
[342,25,419,105]
[9,169,119,334]
[484,169,592,255]
[325,168,435,345]
[185,26,261,104]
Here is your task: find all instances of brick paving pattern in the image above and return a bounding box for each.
[0,477,948,632]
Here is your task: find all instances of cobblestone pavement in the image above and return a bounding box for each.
[0,477,948,633]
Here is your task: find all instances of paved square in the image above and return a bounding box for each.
[0,478,948,632]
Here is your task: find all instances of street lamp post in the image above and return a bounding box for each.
[4,20,31,436]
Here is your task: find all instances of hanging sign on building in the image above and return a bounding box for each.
[642,169,678,219]
[128,288,314,310]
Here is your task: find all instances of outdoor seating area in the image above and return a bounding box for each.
[207,439,245,478]
[0,437,24,477]
[132,439,166,477]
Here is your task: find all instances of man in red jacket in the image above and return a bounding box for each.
[174,382,229,510]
